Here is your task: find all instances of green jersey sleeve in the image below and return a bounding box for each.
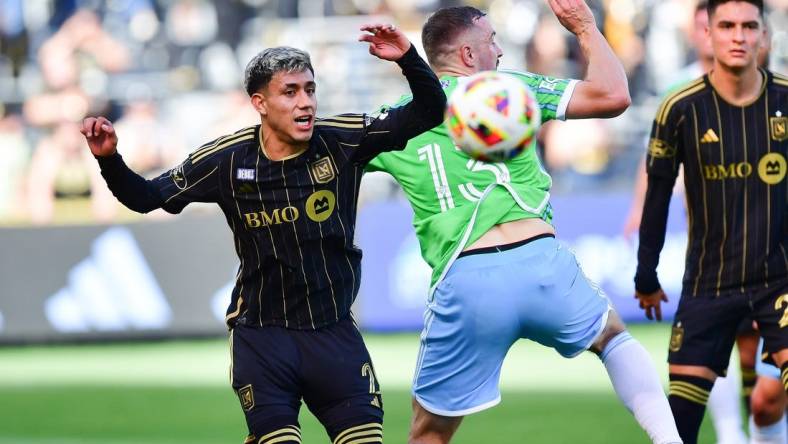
[499,70,578,123]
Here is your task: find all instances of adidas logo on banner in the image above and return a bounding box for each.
[700,129,719,143]
[45,227,173,332]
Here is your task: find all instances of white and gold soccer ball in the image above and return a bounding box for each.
[446,71,541,162]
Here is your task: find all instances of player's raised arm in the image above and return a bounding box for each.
[80,116,165,213]
[352,23,446,160]
[548,0,631,119]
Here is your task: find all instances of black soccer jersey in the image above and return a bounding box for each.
[96,46,445,329]
[637,69,788,297]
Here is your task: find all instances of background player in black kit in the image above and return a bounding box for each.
[79,23,445,444]
[634,0,788,443]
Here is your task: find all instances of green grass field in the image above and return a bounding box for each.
[0,324,718,443]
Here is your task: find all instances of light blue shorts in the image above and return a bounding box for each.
[413,236,610,416]
[756,338,781,379]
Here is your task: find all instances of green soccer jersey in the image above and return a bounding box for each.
[367,71,578,294]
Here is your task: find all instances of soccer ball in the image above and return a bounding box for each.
[446,71,541,162]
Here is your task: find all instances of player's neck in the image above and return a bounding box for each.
[435,63,475,79]
[259,126,308,161]
[708,64,763,106]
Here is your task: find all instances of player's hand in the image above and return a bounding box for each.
[80,116,118,157]
[547,0,597,37]
[359,23,411,61]
[635,288,669,321]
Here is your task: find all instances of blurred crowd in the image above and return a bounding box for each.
[0,0,785,225]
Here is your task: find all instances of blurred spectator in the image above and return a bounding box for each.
[0,0,28,77]
[26,120,117,224]
[0,0,768,225]
[0,103,30,220]
[113,98,183,176]
[541,118,617,190]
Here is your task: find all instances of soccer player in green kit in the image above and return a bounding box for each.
[367,1,682,443]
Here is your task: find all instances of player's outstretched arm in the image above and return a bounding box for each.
[548,0,631,119]
[80,116,164,213]
[352,23,446,160]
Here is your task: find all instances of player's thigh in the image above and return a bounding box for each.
[412,252,525,416]
[752,280,788,368]
[516,240,610,358]
[230,325,303,441]
[299,317,384,443]
[668,293,748,375]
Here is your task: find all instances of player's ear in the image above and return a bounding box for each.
[460,45,475,68]
[250,92,268,117]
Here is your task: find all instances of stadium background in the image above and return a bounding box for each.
[0,0,785,442]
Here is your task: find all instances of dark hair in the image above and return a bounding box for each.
[695,1,708,13]
[707,0,763,17]
[243,46,314,96]
[421,6,487,68]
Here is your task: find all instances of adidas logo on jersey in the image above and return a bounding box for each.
[700,129,719,143]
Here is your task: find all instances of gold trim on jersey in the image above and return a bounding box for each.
[229,330,235,385]
[741,108,748,293]
[322,115,365,122]
[282,159,316,329]
[657,78,705,125]
[771,71,788,87]
[252,151,286,327]
[225,294,245,324]
[782,367,788,389]
[191,127,255,164]
[227,152,249,329]
[691,106,709,297]
[765,92,772,284]
[315,121,364,129]
[315,114,365,129]
[303,157,339,319]
[712,93,727,296]
[318,135,357,312]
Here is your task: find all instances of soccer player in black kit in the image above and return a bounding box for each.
[634,1,788,443]
[80,24,445,444]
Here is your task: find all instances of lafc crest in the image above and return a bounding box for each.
[237,384,254,411]
[771,116,787,142]
[310,157,335,184]
[669,323,684,352]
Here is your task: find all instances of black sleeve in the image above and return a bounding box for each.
[97,148,222,214]
[96,153,165,213]
[634,98,684,293]
[634,174,676,293]
[352,45,446,163]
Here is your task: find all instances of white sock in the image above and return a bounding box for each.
[600,331,683,444]
[749,414,787,444]
[708,361,747,444]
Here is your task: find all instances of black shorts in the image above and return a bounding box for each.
[230,316,383,439]
[668,279,788,375]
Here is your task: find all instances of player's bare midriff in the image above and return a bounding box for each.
[465,217,556,251]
